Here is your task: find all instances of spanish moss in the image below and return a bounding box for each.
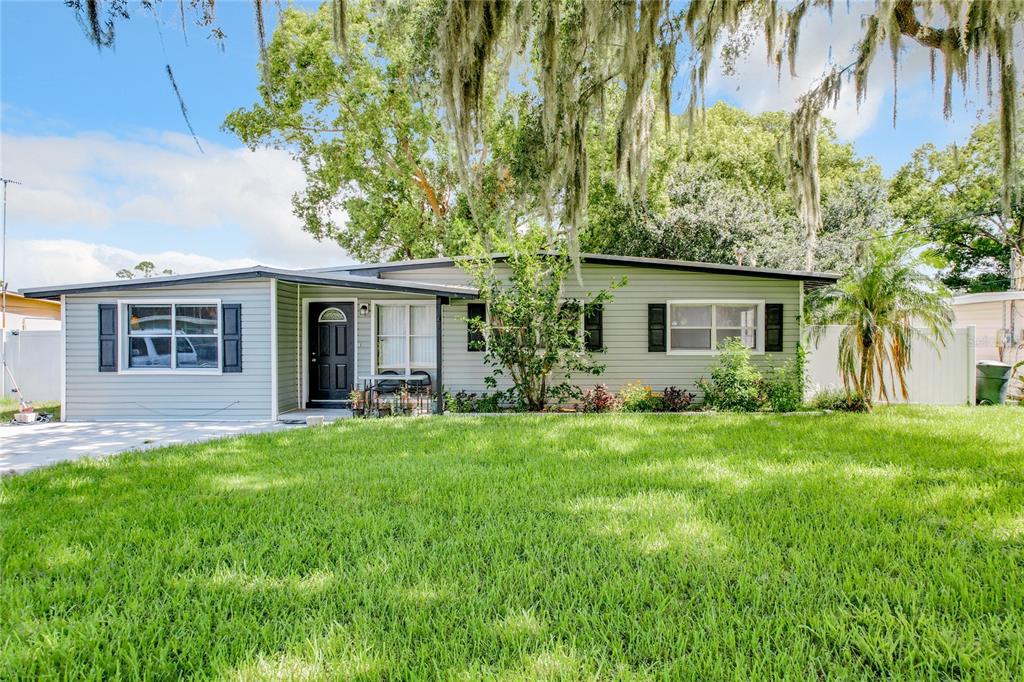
[165,64,204,154]
[436,0,682,255]
[686,0,1021,269]
[251,0,268,80]
[331,0,347,52]
[779,68,842,271]
[61,0,1022,273]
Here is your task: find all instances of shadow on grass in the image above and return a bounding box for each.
[2,407,1022,678]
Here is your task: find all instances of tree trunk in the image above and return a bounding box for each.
[804,229,816,272]
[1010,244,1024,292]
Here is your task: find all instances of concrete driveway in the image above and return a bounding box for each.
[0,420,293,476]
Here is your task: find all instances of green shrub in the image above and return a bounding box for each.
[618,381,661,412]
[445,391,478,413]
[697,339,763,412]
[445,389,519,413]
[761,361,804,413]
[808,387,869,412]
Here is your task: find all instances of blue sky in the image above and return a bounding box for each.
[0,1,1004,287]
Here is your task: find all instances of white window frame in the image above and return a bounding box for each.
[666,299,765,355]
[117,299,223,375]
[370,300,436,374]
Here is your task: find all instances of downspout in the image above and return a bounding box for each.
[270,279,278,421]
[799,280,806,401]
[435,297,446,414]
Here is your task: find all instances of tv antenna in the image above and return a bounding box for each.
[1,176,23,408]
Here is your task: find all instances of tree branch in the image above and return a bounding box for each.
[893,0,957,51]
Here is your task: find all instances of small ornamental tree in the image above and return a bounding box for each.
[807,238,953,408]
[462,239,623,411]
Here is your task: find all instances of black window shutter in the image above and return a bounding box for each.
[98,304,118,372]
[222,304,242,372]
[765,303,784,352]
[467,303,486,352]
[648,304,666,352]
[584,303,603,352]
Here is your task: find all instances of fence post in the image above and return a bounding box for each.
[1,330,7,399]
[966,325,976,405]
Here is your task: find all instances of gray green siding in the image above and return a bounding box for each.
[276,281,300,414]
[63,280,273,421]
[385,264,802,397]
[62,264,804,420]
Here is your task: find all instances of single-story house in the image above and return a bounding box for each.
[952,290,1024,365]
[20,254,839,421]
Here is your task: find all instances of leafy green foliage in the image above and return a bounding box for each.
[761,365,804,413]
[463,236,622,411]
[697,339,764,412]
[114,261,173,279]
[444,390,478,413]
[444,390,515,414]
[807,238,953,407]
[697,340,804,413]
[5,407,1024,677]
[808,387,870,413]
[890,113,1024,292]
[224,2,471,262]
[582,104,888,271]
[617,381,662,413]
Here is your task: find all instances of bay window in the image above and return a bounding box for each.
[123,301,221,371]
[667,300,763,353]
[374,302,436,372]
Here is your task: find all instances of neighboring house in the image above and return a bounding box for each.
[2,292,63,403]
[20,254,838,421]
[2,291,61,331]
[952,291,1024,365]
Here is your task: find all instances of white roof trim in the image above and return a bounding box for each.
[952,291,1024,305]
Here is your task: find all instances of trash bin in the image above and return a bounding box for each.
[976,361,1013,405]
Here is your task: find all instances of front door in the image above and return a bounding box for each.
[308,302,354,406]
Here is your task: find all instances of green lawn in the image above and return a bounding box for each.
[2,407,1023,679]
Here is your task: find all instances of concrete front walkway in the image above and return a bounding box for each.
[0,420,293,476]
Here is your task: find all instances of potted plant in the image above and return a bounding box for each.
[398,387,415,416]
[350,389,365,417]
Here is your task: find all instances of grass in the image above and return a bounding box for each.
[0,398,60,423]
[2,407,1023,679]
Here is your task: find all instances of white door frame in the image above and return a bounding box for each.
[300,297,358,407]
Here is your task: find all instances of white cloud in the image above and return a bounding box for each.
[0,130,353,286]
[7,239,259,289]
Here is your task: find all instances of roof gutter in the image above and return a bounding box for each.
[345,253,841,284]
[19,267,480,300]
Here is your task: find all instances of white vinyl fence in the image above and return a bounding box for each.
[805,325,976,405]
[2,330,62,403]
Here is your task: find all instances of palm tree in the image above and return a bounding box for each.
[807,239,953,408]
